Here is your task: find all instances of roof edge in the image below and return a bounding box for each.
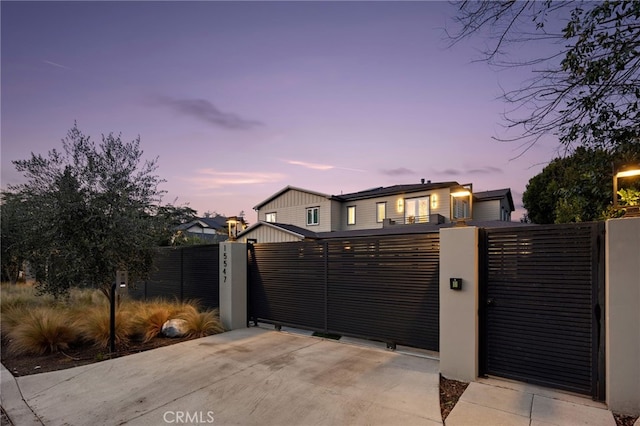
[236,221,312,240]
[253,185,332,210]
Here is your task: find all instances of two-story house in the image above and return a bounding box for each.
[237,180,514,243]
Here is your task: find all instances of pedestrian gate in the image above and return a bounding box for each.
[480,223,605,399]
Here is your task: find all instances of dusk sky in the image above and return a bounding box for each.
[1,1,563,224]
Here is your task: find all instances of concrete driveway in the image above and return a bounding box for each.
[3,327,442,425]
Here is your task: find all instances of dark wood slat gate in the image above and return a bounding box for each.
[480,223,605,399]
[248,233,440,351]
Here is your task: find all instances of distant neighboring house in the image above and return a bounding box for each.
[175,215,231,243]
[237,180,515,243]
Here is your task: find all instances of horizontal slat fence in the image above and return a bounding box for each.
[248,233,440,351]
[130,244,220,310]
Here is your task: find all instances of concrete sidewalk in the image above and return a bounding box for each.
[2,327,442,425]
[446,378,617,426]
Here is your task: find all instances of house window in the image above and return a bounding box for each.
[306,207,319,226]
[347,206,356,225]
[265,212,276,223]
[376,202,386,223]
[405,196,430,223]
[453,197,470,220]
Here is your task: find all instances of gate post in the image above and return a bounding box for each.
[606,217,640,415]
[219,242,247,331]
[439,226,479,383]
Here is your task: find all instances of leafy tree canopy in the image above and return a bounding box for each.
[3,124,177,297]
[449,1,640,152]
[522,139,640,223]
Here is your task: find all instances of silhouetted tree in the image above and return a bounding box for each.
[449,1,640,152]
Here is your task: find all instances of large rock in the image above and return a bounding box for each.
[161,318,189,338]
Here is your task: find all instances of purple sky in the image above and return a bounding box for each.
[2,1,561,224]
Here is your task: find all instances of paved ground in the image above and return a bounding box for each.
[2,327,442,425]
[446,378,617,426]
[2,326,630,426]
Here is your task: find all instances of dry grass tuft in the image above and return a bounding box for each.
[76,306,134,349]
[131,300,173,342]
[2,285,226,355]
[68,287,106,308]
[1,306,29,337]
[130,298,202,342]
[178,308,225,338]
[1,282,54,311]
[8,307,79,355]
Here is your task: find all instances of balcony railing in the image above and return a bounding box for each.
[382,214,445,226]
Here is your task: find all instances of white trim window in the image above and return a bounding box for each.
[405,196,430,223]
[265,212,276,223]
[376,202,386,223]
[306,207,319,226]
[452,197,470,220]
[347,206,356,225]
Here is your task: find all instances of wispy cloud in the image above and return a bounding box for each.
[285,159,364,172]
[150,96,263,130]
[185,169,284,189]
[440,168,461,176]
[380,167,415,176]
[287,160,334,171]
[43,60,72,70]
[434,166,503,176]
[468,166,503,174]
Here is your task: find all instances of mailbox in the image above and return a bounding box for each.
[450,277,462,291]
[116,270,128,290]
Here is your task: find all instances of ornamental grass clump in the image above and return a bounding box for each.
[0,282,54,311]
[131,300,174,342]
[130,298,201,342]
[68,287,106,308]
[0,305,29,337]
[8,307,79,355]
[76,306,135,349]
[178,308,225,338]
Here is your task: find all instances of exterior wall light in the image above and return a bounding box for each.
[431,194,438,209]
[613,162,640,215]
[450,277,462,290]
[397,198,404,213]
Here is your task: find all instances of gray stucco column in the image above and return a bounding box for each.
[219,242,248,331]
[606,217,640,415]
[439,226,479,383]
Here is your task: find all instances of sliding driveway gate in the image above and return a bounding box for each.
[248,233,440,351]
[480,223,605,399]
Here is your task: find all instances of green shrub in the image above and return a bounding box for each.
[8,307,79,355]
[178,308,225,338]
